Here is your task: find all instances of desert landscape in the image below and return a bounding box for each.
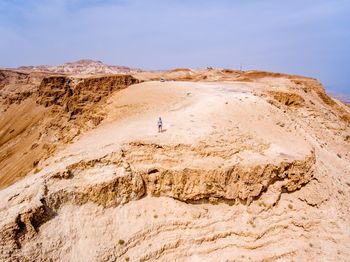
[0,60,349,261]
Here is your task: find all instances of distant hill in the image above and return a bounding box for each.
[13,59,143,75]
[328,91,350,105]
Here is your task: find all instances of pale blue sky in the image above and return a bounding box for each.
[0,0,349,94]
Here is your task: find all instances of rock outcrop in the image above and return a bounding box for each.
[0,72,139,189]
[0,145,316,261]
[37,74,139,118]
[0,67,349,261]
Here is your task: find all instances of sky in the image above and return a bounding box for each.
[0,0,349,94]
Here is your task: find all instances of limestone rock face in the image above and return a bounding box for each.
[37,75,139,113]
[0,72,139,189]
[0,66,349,261]
[142,151,315,203]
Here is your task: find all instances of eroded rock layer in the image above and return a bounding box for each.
[0,67,349,261]
[0,72,139,189]
[0,147,316,261]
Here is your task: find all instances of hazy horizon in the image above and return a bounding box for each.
[1,0,349,94]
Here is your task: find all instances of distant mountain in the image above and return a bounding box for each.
[328,91,350,105]
[14,59,143,75]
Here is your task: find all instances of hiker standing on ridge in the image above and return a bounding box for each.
[158,117,163,133]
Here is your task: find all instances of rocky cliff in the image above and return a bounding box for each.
[0,68,349,261]
[0,72,139,189]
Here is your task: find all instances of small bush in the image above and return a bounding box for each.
[118,239,125,245]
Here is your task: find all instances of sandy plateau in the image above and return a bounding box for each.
[0,61,349,261]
